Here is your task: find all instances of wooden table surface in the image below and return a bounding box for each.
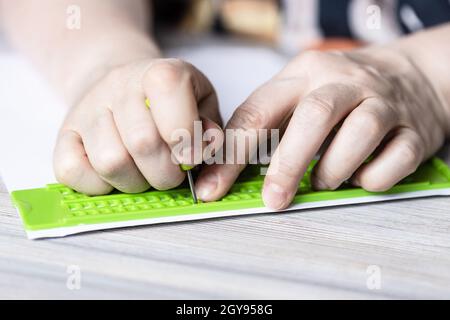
[1,147,450,299]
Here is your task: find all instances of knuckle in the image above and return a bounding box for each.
[95,151,131,178]
[349,65,374,83]
[54,157,83,185]
[398,140,422,172]
[151,173,185,191]
[360,138,423,193]
[295,50,326,66]
[297,95,335,124]
[144,59,186,89]
[126,130,162,156]
[272,158,301,182]
[228,100,270,129]
[313,165,343,190]
[352,109,384,136]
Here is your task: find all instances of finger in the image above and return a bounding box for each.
[201,116,224,163]
[195,78,301,201]
[311,97,398,190]
[352,127,426,191]
[53,129,113,195]
[199,92,222,128]
[111,91,185,190]
[143,59,218,166]
[263,83,366,209]
[80,110,150,193]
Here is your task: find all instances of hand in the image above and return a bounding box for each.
[54,58,223,195]
[195,48,450,209]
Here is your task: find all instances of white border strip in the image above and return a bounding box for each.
[26,189,450,239]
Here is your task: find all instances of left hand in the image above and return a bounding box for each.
[195,48,450,209]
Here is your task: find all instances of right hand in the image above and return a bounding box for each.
[54,58,223,195]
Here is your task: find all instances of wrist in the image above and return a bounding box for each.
[50,31,161,105]
[391,36,450,138]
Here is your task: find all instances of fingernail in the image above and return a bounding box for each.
[262,182,288,210]
[196,174,218,201]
